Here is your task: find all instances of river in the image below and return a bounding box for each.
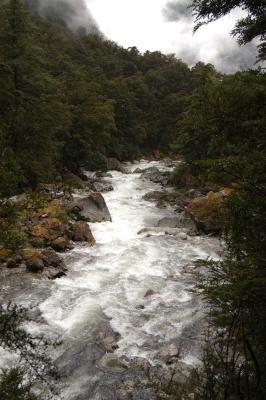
[0,160,221,399]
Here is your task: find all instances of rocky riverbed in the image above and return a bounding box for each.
[0,160,222,399]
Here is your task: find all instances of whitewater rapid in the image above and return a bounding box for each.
[32,161,219,363]
[0,160,221,398]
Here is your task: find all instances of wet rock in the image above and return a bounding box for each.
[156,213,197,234]
[178,232,188,241]
[92,181,114,193]
[158,344,180,365]
[187,191,223,234]
[26,256,44,273]
[156,217,181,229]
[94,171,113,179]
[107,158,126,173]
[98,353,128,372]
[144,289,156,298]
[97,322,121,352]
[138,227,188,239]
[68,221,96,245]
[56,341,105,377]
[133,168,143,174]
[143,191,180,208]
[42,248,66,269]
[51,237,73,252]
[116,380,136,398]
[70,193,112,223]
[162,158,175,168]
[50,271,67,280]
[140,167,170,186]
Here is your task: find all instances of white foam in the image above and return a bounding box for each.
[20,161,221,365]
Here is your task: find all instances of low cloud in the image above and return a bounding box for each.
[163,0,193,22]
[25,0,101,34]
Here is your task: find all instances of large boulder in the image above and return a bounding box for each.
[156,212,197,234]
[140,167,170,186]
[91,181,114,193]
[22,249,45,273]
[42,248,66,269]
[143,190,181,208]
[187,191,223,234]
[107,158,126,173]
[68,221,96,245]
[41,248,67,279]
[156,217,181,228]
[51,237,73,252]
[70,193,112,223]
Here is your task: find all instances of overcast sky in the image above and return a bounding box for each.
[86,0,261,73]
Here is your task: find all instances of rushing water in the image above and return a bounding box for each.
[0,160,221,398]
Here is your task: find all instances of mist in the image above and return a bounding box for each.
[24,0,101,34]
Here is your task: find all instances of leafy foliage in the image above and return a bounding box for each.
[0,303,60,399]
[172,54,266,399]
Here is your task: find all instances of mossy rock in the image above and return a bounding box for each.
[21,248,44,273]
[31,218,65,242]
[0,247,12,258]
[68,221,96,245]
[187,191,223,234]
[38,202,69,222]
[21,248,43,260]
[107,158,124,172]
[61,169,84,189]
[51,237,73,252]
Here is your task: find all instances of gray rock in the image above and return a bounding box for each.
[156,213,197,234]
[93,171,113,179]
[97,322,121,352]
[68,221,96,245]
[178,232,188,240]
[49,271,67,280]
[71,193,112,223]
[26,257,44,273]
[133,168,143,174]
[92,181,114,193]
[141,167,170,186]
[156,217,181,228]
[42,249,66,269]
[162,158,175,168]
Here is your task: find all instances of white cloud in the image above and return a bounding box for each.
[87,0,260,73]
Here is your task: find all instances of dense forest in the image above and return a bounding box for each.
[0,0,265,399]
[0,0,195,196]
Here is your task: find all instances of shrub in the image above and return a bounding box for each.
[86,151,107,171]
[0,368,39,400]
[170,162,188,186]
[0,220,27,253]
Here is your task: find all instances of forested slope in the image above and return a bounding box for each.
[0,0,197,196]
